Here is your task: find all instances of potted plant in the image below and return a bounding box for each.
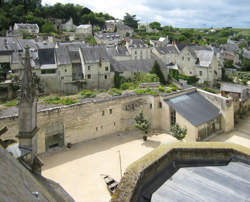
[135,111,151,141]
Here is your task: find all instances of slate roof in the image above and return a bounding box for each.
[164,92,220,126]
[58,42,86,52]
[243,48,250,59]
[95,32,121,40]
[110,56,167,73]
[155,45,179,55]
[220,82,248,93]
[106,46,129,57]
[186,46,214,67]
[55,48,71,65]
[36,42,55,49]
[81,46,110,63]
[14,23,39,30]
[38,48,55,65]
[0,146,74,202]
[128,39,148,48]
[17,39,37,50]
[0,37,22,52]
[152,161,250,202]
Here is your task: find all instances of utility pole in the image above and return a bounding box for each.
[117,150,122,179]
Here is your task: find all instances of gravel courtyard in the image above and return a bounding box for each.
[41,132,177,202]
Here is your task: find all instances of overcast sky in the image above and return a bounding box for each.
[42,0,250,28]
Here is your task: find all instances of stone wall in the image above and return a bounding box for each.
[197,89,234,132]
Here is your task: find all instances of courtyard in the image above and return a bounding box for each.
[40,131,177,202]
[209,113,250,148]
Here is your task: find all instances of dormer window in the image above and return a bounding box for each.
[195,58,200,65]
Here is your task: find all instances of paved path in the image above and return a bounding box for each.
[41,132,177,202]
[210,113,250,148]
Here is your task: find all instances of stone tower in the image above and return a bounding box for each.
[17,46,38,160]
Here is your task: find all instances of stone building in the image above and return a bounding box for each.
[14,23,39,34]
[0,87,234,154]
[116,24,134,37]
[177,46,222,86]
[126,39,152,60]
[76,24,92,35]
[61,17,76,32]
[79,46,113,89]
[152,44,179,65]
[94,32,122,46]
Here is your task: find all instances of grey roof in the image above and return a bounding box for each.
[155,45,179,55]
[38,48,55,65]
[152,161,250,202]
[164,92,220,126]
[0,37,22,52]
[221,43,239,52]
[14,23,39,30]
[55,48,71,65]
[81,46,110,63]
[106,46,129,57]
[17,39,37,50]
[36,41,55,49]
[95,32,121,40]
[0,146,74,201]
[243,48,250,59]
[110,57,167,73]
[128,39,148,48]
[117,23,133,31]
[220,82,248,93]
[58,42,86,51]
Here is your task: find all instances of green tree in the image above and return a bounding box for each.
[224,59,234,69]
[170,124,187,140]
[241,58,250,71]
[150,61,166,85]
[114,72,121,88]
[149,21,161,30]
[135,111,151,134]
[123,13,138,30]
[41,21,56,33]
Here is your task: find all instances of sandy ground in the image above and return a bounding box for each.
[41,132,177,202]
[209,113,250,148]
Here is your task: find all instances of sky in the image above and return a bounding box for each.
[42,0,250,28]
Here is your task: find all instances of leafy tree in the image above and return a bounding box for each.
[224,59,234,69]
[114,72,121,88]
[123,13,138,30]
[150,61,166,85]
[84,36,96,45]
[171,124,187,140]
[149,21,161,30]
[241,58,250,71]
[135,111,151,134]
[41,21,56,33]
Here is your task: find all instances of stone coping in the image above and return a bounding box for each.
[111,142,250,202]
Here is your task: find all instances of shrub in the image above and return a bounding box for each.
[61,98,77,105]
[43,96,77,105]
[165,88,172,93]
[171,124,187,140]
[135,89,145,94]
[79,90,96,98]
[108,88,122,96]
[158,86,165,92]
[148,90,158,96]
[120,82,136,90]
[134,111,151,134]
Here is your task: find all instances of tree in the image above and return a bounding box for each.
[41,21,56,33]
[170,124,187,140]
[123,13,138,30]
[224,59,234,69]
[135,111,151,134]
[150,61,166,85]
[114,72,121,88]
[241,58,250,71]
[149,21,161,30]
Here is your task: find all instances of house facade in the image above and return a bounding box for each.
[126,39,152,60]
[177,46,222,86]
[13,23,39,34]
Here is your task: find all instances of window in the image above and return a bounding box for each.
[105,67,109,71]
[150,103,152,109]
[182,56,184,61]
[170,109,176,125]
[159,102,162,108]
[199,71,203,76]
[135,51,137,55]
[131,104,135,110]
[102,111,105,116]
[109,109,112,114]
[189,72,192,75]
[88,66,91,70]
[188,57,190,61]
[96,127,98,131]
[61,77,64,80]
[87,74,91,79]
[114,122,116,126]
[104,75,107,79]
[65,69,67,72]
[101,126,103,129]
